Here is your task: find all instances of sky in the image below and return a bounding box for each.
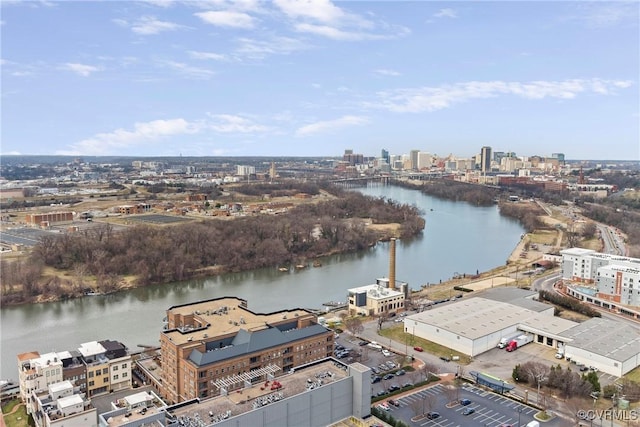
[1,1,639,160]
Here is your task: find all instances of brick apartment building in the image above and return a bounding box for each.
[158,297,334,404]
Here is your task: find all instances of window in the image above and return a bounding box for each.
[103,368,109,375]
[89,381,94,387]
[114,374,119,380]
[88,371,94,378]
[113,366,118,371]
[122,372,128,378]
[104,377,109,383]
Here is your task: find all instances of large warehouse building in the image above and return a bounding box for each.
[404,288,640,377]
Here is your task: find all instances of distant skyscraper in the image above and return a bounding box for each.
[381,148,390,164]
[410,150,419,170]
[551,153,565,164]
[480,146,492,173]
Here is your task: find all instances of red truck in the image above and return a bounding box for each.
[505,334,533,352]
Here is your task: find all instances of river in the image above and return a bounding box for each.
[0,184,524,381]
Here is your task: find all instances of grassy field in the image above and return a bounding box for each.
[624,366,640,383]
[1,399,31,427]
[377,324,472,365]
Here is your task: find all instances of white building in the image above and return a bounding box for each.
[236,165,255,176]
[562,318,640,377]
[403,288,640,377]
[561,248,640,306]
[31,381,97,427]
[18,351,64,406]
[347,278,406,317]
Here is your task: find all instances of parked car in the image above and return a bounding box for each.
[462,407,475,416]
[413,346,423,352]
[388,384,400,392]
[372,376,382,383]
[383,374,395,380]
[382,349,391,357]
[403,381,414,388]
[388,399,400,407]
[460,398,471,406]
[395,369,405,376]
[426,412,440,420]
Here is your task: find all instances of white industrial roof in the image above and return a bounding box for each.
[563,318,640,362]
[406,297,576,340]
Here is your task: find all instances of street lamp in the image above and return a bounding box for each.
[518,407,523,426]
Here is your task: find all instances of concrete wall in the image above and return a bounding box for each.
[217,378,354,427]
[565,346,623,377]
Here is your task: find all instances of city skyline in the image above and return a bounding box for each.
[1,1,638,159]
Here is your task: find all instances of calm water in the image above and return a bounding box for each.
[0,184,523,380]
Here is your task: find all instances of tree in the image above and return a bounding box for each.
[344,316,364,336]
[420,362,440,382]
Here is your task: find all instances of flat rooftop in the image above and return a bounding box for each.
[407,297,576,340]
[163,297,316,346]
[167,359,352,423]
[562,318,640,362]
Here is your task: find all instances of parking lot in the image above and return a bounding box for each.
[378,382,564,427]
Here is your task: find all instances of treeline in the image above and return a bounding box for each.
[498,202,546,233]
[233,182,321,197]
[393,179,499,206]
[513,361,599,399]
[538,290,601,318]
[580,203,640,257]
[0,192,424,304]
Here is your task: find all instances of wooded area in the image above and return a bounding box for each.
[0,191,424,304]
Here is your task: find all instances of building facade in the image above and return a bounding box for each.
[561,248,640,306]
[158,297,334,404]
[347,278,406,317]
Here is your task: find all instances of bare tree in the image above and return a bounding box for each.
[408,398,423,418]
[420,362,440,382]
[423,394,437,415]
[444,384,458,405]
[344,316,364,336]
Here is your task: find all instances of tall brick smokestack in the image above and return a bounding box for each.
[389,238,396,289]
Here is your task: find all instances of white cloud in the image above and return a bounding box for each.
[434,8,457,19]
[133,16,184,35]
[236,36,310,58]
[113,16,185,35]
[275,0,408,41]
[367,79,634,113]
[274,0,346,24]
[160,60,215,79]
[293,22,399,41]
[65,119,202,155]
[62,63,100,77]
[207,114,271,133]
[195,10,255,29]
[374,68,401,77]
[188,51,229,61]
[571,2,638,28]
[295,115,369,137]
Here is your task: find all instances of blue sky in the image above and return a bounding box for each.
[1,1,638,160]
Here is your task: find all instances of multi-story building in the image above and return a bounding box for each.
[158,297,334,404]
[561,248,640,307]
[347,279,406,317]
[18,340,132,407]
[31,380,96,427]
[18,351,64,407]
[480,146,492,173]
[101,340,133,393]
[409,150,419,170]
